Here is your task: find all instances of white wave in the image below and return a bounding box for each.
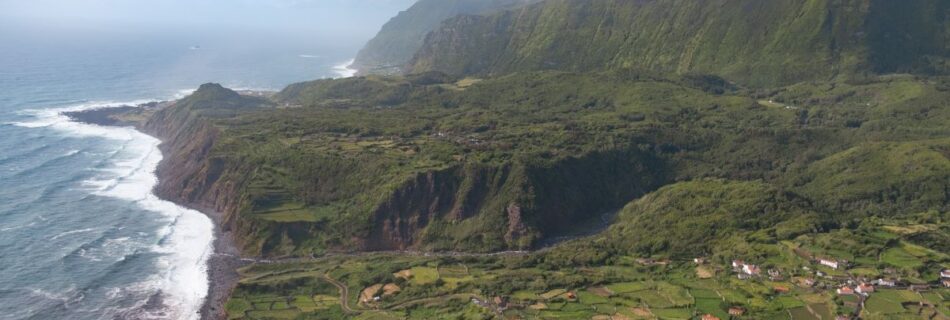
[332,58,358,78]
[28,287,73,304]
[50,227,97,241]
[11,100,153,140]
[298,54,320,59]
[63,149,81,157]
[92,130,212,320]
[0,221,37,232]
[174,89,197,99]
[16,101,214,320]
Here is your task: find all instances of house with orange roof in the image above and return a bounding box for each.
[856,283,875,295]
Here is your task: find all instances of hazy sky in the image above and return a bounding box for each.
[0,0,416,39]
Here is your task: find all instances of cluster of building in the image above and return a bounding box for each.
[471,296,510,313]
[720,253,949,318]
[731,260,761,280]
[836,283,875,296]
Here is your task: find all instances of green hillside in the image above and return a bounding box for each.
[408,0,950,87]
[351,0,540,75]
[137,70,950,258]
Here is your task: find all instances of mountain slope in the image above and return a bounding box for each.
[408,0,950,87]
[351,0,541,75]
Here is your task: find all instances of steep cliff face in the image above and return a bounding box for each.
[139,84,274,251]
[352,0,541,75]
[360,149,668,252]
[145,100,231,212]
[408,0,950,86]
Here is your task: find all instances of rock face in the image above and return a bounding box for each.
[408,0,950,87]
[359,150,669,252]
[352,0,541,75]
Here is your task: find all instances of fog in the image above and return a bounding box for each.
[0,0,416,43]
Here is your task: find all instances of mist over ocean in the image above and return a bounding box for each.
[0,28,356,319]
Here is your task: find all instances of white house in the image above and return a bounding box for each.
[819,258,839,269]
[941,269,950,278]
[873,278,896,287]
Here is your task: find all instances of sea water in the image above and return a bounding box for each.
[0,28,357,319]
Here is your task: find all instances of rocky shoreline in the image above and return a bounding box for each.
[65,103,245,320]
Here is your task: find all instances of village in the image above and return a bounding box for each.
[725,253,950,320]
[225,222,950,320]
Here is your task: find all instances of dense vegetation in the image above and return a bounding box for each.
[351,0,540,75]
[409,0,950,87]
[157,71,949,261]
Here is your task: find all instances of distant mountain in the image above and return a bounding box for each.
[351,0,541,75]
[408,0,950,87]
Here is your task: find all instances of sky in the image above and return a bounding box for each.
[0,0,417,40]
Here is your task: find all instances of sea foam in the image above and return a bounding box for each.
[13,101,214,320]
[332,59,358,78]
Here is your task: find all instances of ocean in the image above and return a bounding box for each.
[0,29,356,319]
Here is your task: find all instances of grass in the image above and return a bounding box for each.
[864,290,919,315]
[650,308,691,319]
[810,303,834,320]
[253,202,323,222]
[695,298,727,319]
[225,298,251,319]
[538,309,598,319]
[607,282,650,294]
[881,247,924,269]
[788,306,818,320]
[409,266,439,285]
[245,309,300,319]
[437,264,468,278]
[626,290,674,309]
[512,290,539,300]
[656,282,692,307]
[777,296,805,308]
[540,289,567,300]
[882,224,939,235]
[577,291,610,305]
[690,289,719,299]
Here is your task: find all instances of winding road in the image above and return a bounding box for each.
[323,271,357,314]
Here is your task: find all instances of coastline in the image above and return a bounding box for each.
[65,104,246,320]
[194,203,247,320]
